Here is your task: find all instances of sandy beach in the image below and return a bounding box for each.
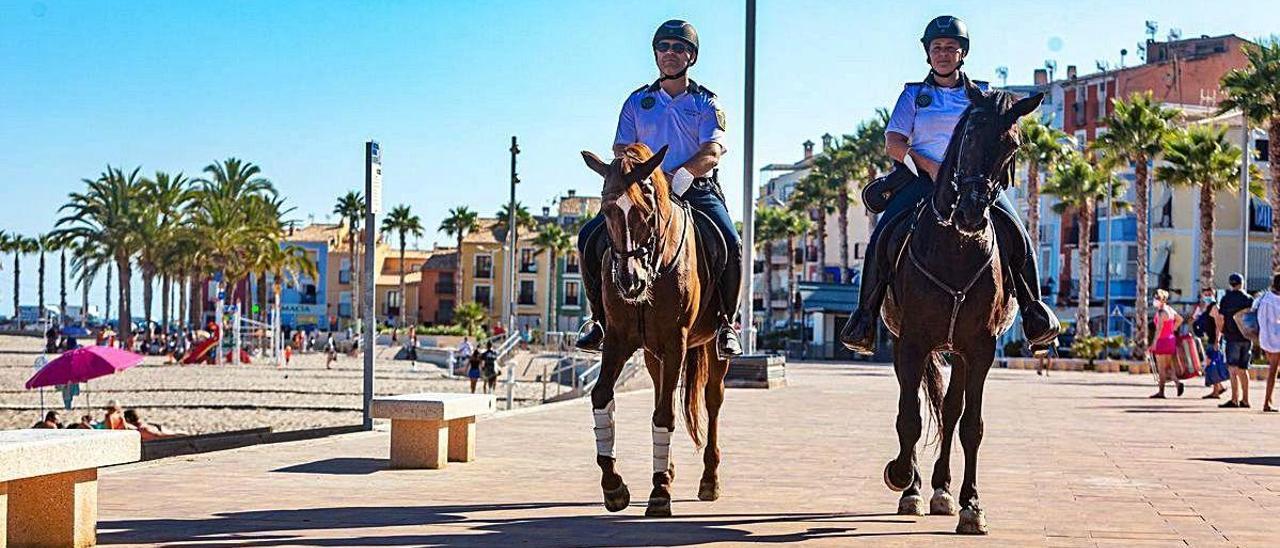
[0,334,585,435]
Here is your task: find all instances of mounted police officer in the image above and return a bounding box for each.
[839,15,1060,353]
[576,19,743,358]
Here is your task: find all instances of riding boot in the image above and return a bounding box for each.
[716,250,744,358]
[576,231,607,353]
[838,245,888,353]
[991,209,1061,350]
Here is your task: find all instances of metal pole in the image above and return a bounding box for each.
[362,141,380,430]
[740,0,757,354]
[1104,179,1113,338]
[508,136,520,334]
[1241,123,1252,290]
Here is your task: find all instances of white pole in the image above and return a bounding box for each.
[740,0,757,354]
[1241,122,1252,289]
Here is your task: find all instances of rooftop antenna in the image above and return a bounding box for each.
[1168,28,1182,41]
[1044,59,1058,82]
[1145,20,1158,42]
[1096,60,1109,73]
[995,66,1009,87]
[1137,42,1147,62]
[1120,48,1128,67]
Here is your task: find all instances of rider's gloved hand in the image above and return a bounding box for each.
[670,167,695,197]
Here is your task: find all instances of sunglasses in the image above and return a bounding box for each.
[655,41,692,54]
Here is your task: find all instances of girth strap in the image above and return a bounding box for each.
[907,233,995,350]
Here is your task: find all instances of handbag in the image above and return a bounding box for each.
[1204,346,1230,385]
[1234,309,1260,343]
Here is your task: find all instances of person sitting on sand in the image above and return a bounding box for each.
[31,410,62,429]
[102,400,126,430]
[123,409,182,440]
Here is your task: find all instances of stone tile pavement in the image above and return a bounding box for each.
[95,363,1280,546]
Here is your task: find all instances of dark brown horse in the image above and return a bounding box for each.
[877,85,1043,534]
[581,143,730,517]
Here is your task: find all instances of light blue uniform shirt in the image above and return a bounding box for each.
[885,79,990,164]
[614,80,726,175]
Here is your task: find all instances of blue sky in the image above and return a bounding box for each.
[2,0,1278,313]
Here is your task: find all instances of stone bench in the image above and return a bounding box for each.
[1,429,140,548]
[371,393,494,469]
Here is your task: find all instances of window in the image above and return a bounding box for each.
[565,252,580,274]
[475,255,493,279]
[519,280,536,305]
[1096,82,1108,121]
[474,285,492,308]
[564,281,580,307]
[387,290,401,308]
[339,258,352,284]
[1074,130,1087,151]
[520,248,537,273]
[338,291,352,318]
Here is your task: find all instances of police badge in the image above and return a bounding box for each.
[715,108,726,130]
[641,96,656,110]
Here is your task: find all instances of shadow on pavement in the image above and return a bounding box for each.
[272,458,391,475]
[100,504,953,546]
[1194,456,1280,467]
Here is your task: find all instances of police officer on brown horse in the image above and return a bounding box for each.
[576,19,743,358]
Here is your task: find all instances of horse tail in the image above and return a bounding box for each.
[922,351,947,445]
[682,345,710,449]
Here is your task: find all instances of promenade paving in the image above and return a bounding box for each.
[95,362,1280,546]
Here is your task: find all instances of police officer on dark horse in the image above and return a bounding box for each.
[839,15,1060,353]
[576,19,743,360]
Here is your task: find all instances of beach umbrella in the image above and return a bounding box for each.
[25,346,142,389]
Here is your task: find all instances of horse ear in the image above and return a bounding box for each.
[1007,93,1045,122]
[626,145,669,184]
[581,151,610,178]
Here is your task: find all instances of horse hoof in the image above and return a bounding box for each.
[930,488,958,516]
[602,483,630,513]
[645,497,672,517]
[883,461,910,492]
[956,507,988,535]
[698,479,721,501]
[897,494,925,516]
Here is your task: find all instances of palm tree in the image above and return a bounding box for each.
[47,233,71,327]
[333,191,365,325]
[380,204,425,331]
[782,209,814,334]
[811,139,856,283]
[140,171,192,330]
[1220,38,1280,272]
[452,301,488,338]
[533,223,572,332]
[1093,91,1179,357]
[1157,125,1258,291]
[34,233,61,326]
[68,240,104,328]
[440,206,481,308]
[260,242,318,362]
[789,172,836,280]
[495,202,536,236]
[1017,117,1073,251]
[1044,153,1130,338]
[754,206,789,333]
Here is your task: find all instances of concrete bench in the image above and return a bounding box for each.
[1,429,140,547]
[371,393,494,469]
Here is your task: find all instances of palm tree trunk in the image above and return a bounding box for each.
[1027,162,1041,252]
[763,244,774,333]
[117,257,133,345]
[455,235,465,315]
[12,253,20,329]
[105,263,113,325]
[1134,159,1151,358]
[59,249,67,327]
[80,270,89,329]
[178,276,187,330]
[1199,183,1216,291]
[398,235,407,333]
[142,269,154,329]
[787,235,797,333]
[1058,212,1075,306]
[1077,203,1093,339]
[817,209,828,281]
[549,250,558,332]
[38,251,46,324]
[161,274,171,330]
[837,185,850,283]
[1269,123,1280,274]
[349,226,359,327]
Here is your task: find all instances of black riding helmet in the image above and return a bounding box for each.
[921,15,969,53]
[653,19,698,79]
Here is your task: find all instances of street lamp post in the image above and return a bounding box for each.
[507,136,520,334]
[740,0,757,354]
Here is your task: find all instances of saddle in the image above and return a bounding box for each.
[880,200,1017,307]
[861,163,917,214]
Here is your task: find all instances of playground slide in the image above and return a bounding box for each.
[183,337,219,364]
[224,349,252,364]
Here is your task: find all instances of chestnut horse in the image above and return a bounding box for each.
[877,85,1044,534]
[581,143,730,517]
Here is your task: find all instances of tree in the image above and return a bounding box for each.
[260,242,318,362]
[754,206,789,333]
[440,206,481,308]
[809,140,855,282]
[789,172,836,280]
[1044,153,1130,338]
[53,166,147,342]
[35,233,61,326]
[495,202,537,236]
[782,209,814,334]
[140,171,192,330]
[452,301,488,338]
[1016,117,1073,254]
[1157,125,1260,291]
[1220,38,1280,272]
[533,223,572,332]
[333,191,366,326]
[1093,91,1179,357]
[380,204,425,332]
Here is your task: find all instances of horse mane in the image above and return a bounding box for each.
[619,143,671,219]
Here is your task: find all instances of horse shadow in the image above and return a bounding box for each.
[99,503,951,546]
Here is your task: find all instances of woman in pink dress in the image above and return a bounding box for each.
[1151,289,1185,398]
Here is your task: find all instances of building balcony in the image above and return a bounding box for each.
[518,294,536,306]
[435,283,456,295]
[520,263,537,274]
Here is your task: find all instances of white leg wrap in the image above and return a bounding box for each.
[592,400,616,458]
[652,424,673,474]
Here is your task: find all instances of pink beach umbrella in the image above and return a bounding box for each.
[25,346,143,389]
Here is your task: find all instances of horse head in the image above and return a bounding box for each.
[934,82,1044,235]
[581,143,670,303]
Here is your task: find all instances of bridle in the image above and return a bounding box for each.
[932,104,1014,227]
[604,166,689,289]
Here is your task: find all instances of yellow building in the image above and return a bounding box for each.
[458,219,553,333]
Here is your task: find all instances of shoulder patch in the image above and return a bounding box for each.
[715,108,726,131]
[696,84,716,98]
